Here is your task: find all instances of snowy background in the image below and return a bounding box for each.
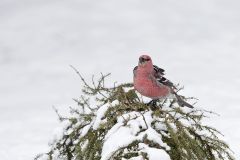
[0,0,240,159]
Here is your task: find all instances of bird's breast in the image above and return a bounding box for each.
[134,76,170,99]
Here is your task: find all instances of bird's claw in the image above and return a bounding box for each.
[145,100,159,110]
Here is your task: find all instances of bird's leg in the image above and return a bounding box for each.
[146,99,158,108]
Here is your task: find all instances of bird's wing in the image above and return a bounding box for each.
[153,65,176,89]
[133,66,138,77]
[153,65,165,77]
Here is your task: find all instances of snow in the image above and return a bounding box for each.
[101,122,137,160]
[101,111,170,160]
[140,128,170,150]
[80,123,92,138]
[92,103,109,130]
[1,0,240,159]
[139,143,170,160]
[128,157,143,160]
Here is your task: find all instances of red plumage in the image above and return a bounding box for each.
[133,55,193,108]
[133,55,171,99]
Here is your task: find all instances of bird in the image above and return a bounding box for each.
[133,55,193,108]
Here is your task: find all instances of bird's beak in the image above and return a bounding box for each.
[139,57,145,64]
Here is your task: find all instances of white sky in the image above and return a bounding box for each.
[0,0,240,159]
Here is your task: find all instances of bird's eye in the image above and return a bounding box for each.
[139,57,150,63]
[145,58,150,61]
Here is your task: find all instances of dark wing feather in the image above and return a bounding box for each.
[153,65,165,76]
[153,65,176,89]
[153,65,192,108]
[133,66,138,77]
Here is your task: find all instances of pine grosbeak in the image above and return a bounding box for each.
[133,55,193,108]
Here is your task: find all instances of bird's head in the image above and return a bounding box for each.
[138,55,153,68]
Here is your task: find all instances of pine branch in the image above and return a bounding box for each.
[36,70,235,160]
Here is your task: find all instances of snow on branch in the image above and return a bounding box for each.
[35,69,235,160]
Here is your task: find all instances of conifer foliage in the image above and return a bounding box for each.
[36,69,234,160]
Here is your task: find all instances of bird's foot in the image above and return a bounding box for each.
[146,99,157,106]
[146,100,158,110]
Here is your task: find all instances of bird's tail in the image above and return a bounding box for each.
[173,92,193,108]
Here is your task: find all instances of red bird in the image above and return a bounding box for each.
[133,55,193,108]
